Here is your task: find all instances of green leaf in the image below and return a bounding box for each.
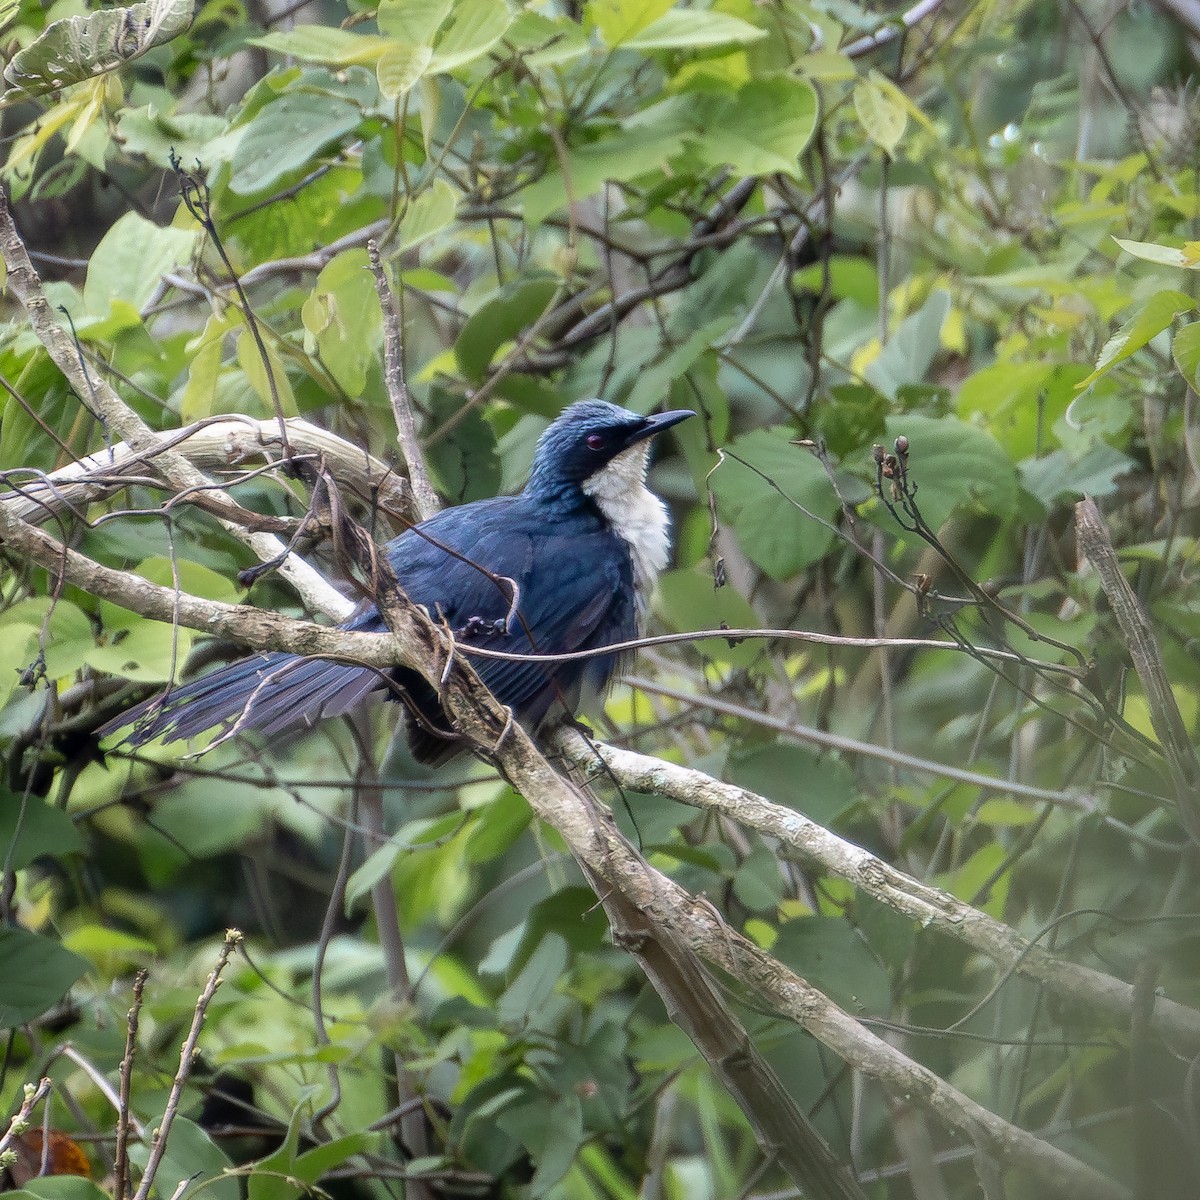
[17,1179,113,1200]
[376,41,432,98]
[1112,236,1197,268]
[0,621,38,707]
[228,90,362,195]
[624,8,766,50]
[237,330,297,416]
[773,917,890,1014]
[427,0,512,72]
[519,128,685,225]
[495,934,568,1027]
[0,791,84,870]
[1173,319,1200,389]
[0,598,95,680]
[0,927,88,1027]
[301,248,382,397]
[455,276,559,383]
[710,426,839,580]
[854,74,906,155]
[3,0,192,94]
[727,744,857,826]
[62,924,157,971]
[145,1116,238,1200]
[345,840,404,914]
[396,177,458,250]
[83,212,197,316]
[180,311,237,422]
[690,77,818,179]
[881,412,1020,528]
[250,27,389,66]
[1079,288,1195,388]
[865,290,950,398]
[1020,443,1135,506]
[377,0,452,42]
[656,566,761,668]
[590,0,672,46]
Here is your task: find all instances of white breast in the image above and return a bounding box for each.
[581,442,672,622]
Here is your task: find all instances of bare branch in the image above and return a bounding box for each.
[132,930,241,1200]
[552,729,1200,1055]
[368,241,440,521]
[1075,497,1200,840]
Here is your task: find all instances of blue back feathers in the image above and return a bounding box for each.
[100,400,692,764]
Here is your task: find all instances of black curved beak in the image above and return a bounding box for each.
[625,409,695,448]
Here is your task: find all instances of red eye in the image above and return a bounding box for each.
[586,433,606,451]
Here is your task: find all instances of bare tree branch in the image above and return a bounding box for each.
[1075,497,1200,841]
[552,729,1200,1054]
[0,185,348,618]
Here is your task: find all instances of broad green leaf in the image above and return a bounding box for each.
[727,744,857,826]
[180,310,237,422]
[301,248,382,397]
[773,917,890,1014]
[3,0,192,94]
[0,792,84,870]
[1020,443,1135,506]
[854,74,906,155]
[864,290,951,397]
[345,840,404,914]
[0,598,95,680]
[0,927,88,1027]
[428,0,512,72]
[17,1179,112,1200]
[624,8,766,50]
[520,129,685,225]
[0,622,38,707]
[237,330,298,415]
[496,934,568,1026]
[396,176,459,250]
[1078,288,1195,388]
[710,426,839,580]
[228,91,362,195]
[881,412,1020,529]
[1112,236,1198,268]
[527,1094,585,1197]
[0,0,18,36]
[83,212,196,315]
[690,77,817,179]
[1173,319,1200,389]
[250,27,390,66]
[145,1116,238,1200]
[656,566,761,668]
[376,41,432,98]
[63,924,157,970]
[377,0,452,42]
[455,276,559,383]
[591,0,672,47]
[866,67,937,132]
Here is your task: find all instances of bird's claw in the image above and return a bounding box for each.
[457,614,509,638]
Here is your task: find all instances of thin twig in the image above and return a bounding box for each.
[131,930,241,1200]
[113,970,148,1200]
[367,241,440,521]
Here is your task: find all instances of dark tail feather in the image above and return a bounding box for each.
[99,653,382,747]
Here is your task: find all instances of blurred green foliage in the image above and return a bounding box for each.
[3,0,1200,1195]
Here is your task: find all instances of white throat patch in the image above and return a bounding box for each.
[581,441,671,620]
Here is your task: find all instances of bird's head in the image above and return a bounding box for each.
[526,400,694,503]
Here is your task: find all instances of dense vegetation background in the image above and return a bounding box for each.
[3,0,1200,1196]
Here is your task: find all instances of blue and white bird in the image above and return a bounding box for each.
[101,401,694,764]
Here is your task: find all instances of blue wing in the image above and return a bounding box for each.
[101,497,638,763]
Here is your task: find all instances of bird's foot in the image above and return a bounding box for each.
[456,615,509,638]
